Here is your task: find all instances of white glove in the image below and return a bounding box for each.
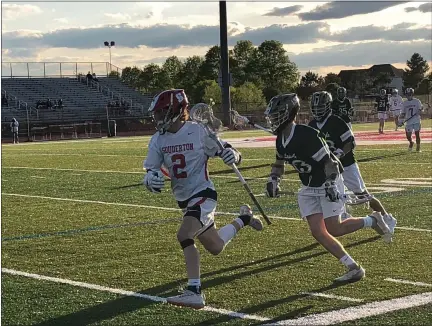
[143,170,165,193]
[219,147,240,166]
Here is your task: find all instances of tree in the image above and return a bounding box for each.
[203,80,222,104]
[324,73,341,85]
[199,45,220,81]
[403,53,430,89]
[140,63,171,93]
[372,72,392,92]
[325,82,340,99]
[108,71,120,78]
[121,66,142,89]
[162,56,184,87]
[416,72,432,95]
[190,79,215,103]
[296,71,323,100]
[178,56,204,99]
[231,82,266,111]
[248,40,299,101]
[231,40,257,86]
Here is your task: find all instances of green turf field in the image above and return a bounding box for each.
[2,125,431,325]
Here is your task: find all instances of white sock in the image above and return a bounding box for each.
[218,224,237,245]
[340,254,357,268]
[234,217,245,228]
[188,278,201,287]
[362,215,374,228]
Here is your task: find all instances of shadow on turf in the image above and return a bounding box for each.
[32,236,379,326]
[357,151,408,163]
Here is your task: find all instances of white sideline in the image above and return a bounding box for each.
[3,268,432,325]
[1,268,270,322]
[1,193,299,221]
[3,193,432,232]
[301,292,363,303]
[385,278,432,287]
[265,292,432,325]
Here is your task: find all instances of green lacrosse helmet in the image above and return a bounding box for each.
[264,93,300,134]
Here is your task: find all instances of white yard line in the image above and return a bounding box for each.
[301,292,363,303]
[1,268,270,322]
[30,176,46,179]
[1,193,299,221]
[3,193,431,232]
[385,278,432,287]
[265,292,432,325]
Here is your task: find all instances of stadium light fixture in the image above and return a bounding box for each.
[104,41,116,71]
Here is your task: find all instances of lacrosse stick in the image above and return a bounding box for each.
[190,101,272,225]
[230,109,273,134]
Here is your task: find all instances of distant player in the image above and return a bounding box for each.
[143,89,263,309]
[264,93,391,283]
[399,88,423,152]
[309,91,396,233]
[389,89,404,131]
[375,89,390,134]
[10,117,19,144]
[331,87,354,128]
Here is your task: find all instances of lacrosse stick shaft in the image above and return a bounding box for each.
[209,132,272,225]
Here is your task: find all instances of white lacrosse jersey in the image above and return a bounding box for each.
[389,95,403,111]
[144,121,215,202]
[402,98,422,125]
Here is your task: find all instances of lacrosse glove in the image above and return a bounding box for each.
[324,180,340,202]
[143,170,165,193]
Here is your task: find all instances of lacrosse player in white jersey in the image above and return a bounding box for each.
[389,89,404,131]
[399,88,423,152]
[143,89,263,309]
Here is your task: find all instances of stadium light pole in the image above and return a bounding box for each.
[104,41,115,72]
[219,1,231,126]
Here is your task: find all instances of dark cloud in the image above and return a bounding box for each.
[404,6,417,12]
[328,24,432,42]
[406,3,432,13]
[291,41,432,69]
[298,1,408,21]
[231,22,329,45]
[263,5,303,17]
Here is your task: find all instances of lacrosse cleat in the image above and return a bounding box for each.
[166,289,205,309]
[334,265,365,283]
[384,213,397,235]
[240,205,263,231]
[408,142,414,151]
[369,211,392,243]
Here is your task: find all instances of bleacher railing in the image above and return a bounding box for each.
[1,89,39,119]
[1,62,122,78]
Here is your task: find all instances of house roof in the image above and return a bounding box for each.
[338,64,404,80]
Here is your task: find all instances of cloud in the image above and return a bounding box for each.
[328,24,432,42]
[2,3,42,20]
[298,1,408,21]
[53,18,69,24]
[263,5,303,17]
[405,3,432,13]
[104,13,132,21]
[291,41,432,69]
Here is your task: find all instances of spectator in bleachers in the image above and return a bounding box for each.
[86,71,93,83]
[47,98,53,110]
[92,73,99,82]
[2,94,8,107]
[10,117,19,144]
[57,98,63,109]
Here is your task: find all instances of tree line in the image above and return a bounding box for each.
[115,39,431,106]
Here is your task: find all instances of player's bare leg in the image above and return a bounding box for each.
[306,213,365,282]
[415,130,421,152]
[394,115,399,131]
[379,119,385,133]
[406,131,414,151]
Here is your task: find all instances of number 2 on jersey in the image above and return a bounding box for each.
[171,154,187,179]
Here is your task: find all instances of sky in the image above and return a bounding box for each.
[1,1,432,77]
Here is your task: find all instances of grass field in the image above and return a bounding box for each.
[1,123,432,325]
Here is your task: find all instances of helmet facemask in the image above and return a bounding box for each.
[337,87,346,101]
[311,102,331,122]
[152,104,182,134]
[264,94,299,134]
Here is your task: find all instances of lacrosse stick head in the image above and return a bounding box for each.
[230,109,249,128]
[189,101,223,133]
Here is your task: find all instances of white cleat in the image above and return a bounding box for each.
[334,265,365,283]
[370,211,392,243]
[166,290,205,309]
[240,205,263,231]
[384,213,397,235]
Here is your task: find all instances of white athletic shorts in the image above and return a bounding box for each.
[378,112,388,120]
[298,176,345,219]
[405,123,421,133]
[182,197,216,237]
[390,110,401,117]
[342,163,366,193]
